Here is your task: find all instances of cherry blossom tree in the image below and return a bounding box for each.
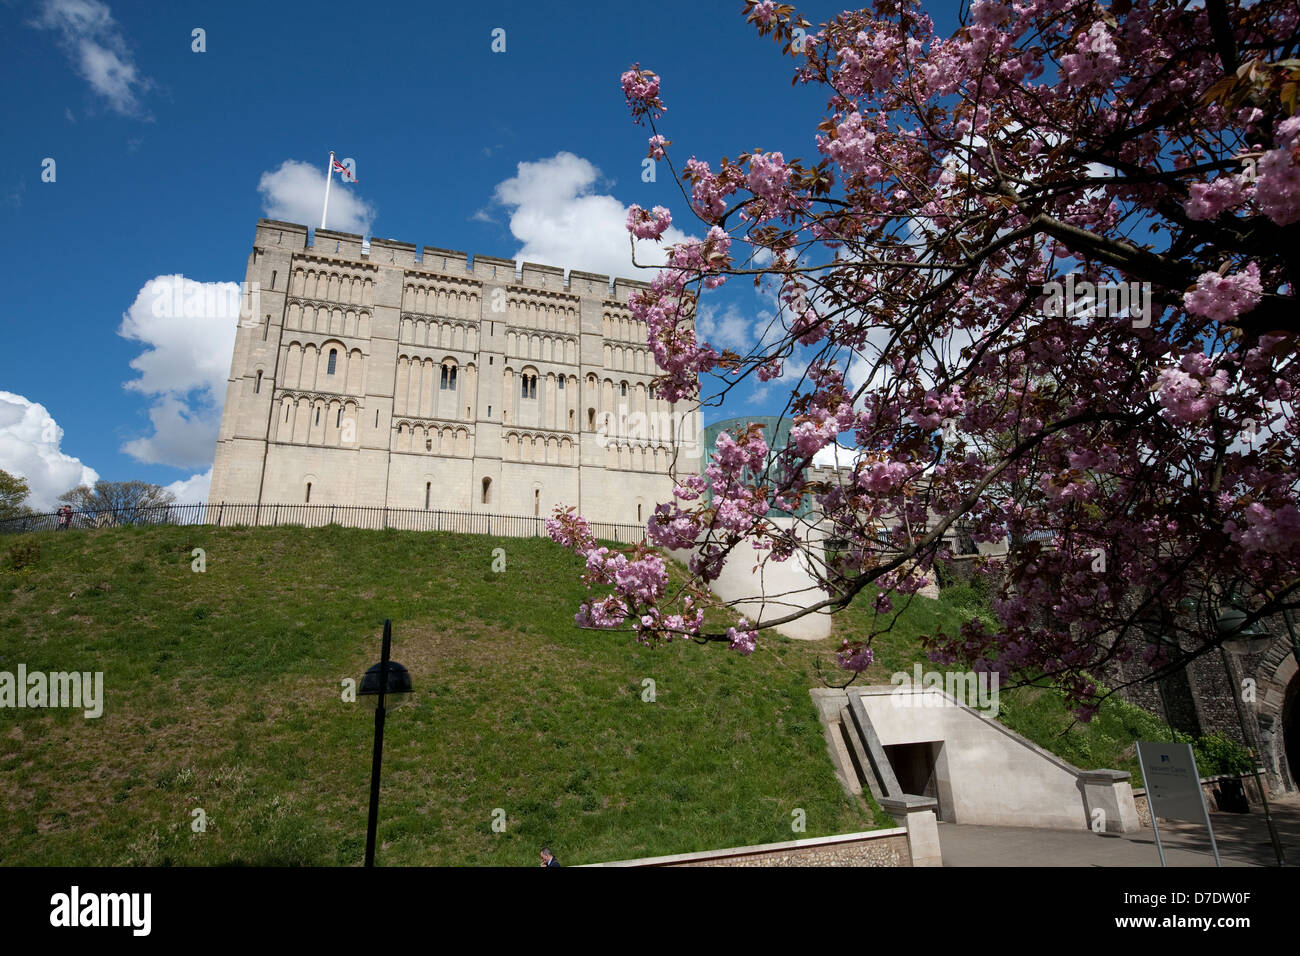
[549,0,1300,716]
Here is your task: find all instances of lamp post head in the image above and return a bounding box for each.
[1216,607,1271,655]
[359,660,413,697]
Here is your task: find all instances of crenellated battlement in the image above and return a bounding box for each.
[252,219,653,302]
[807,463,853,482]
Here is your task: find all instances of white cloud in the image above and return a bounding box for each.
[120,396,221,469]
[0,392,99,510]
[696,301,756,352]
[749,355,811,407]
[117,274,240,470]
[31,0,152,117]
[812,442,862,469]
[490,152,691,280]
[258,160,376,235]
[163,467,211,504]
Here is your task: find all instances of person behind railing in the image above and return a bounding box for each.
[56,505,73,531]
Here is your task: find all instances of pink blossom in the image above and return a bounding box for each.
[837,641,875,673]
[546,509,593,551]
[620,64,665,124]
[749,1,776,26]
[819,111,879,182]
[1230,503,1300,555]
[1156,355,1229,424]
[746,151,792,219]
[727,619,758,655]
[1183,263,1263,321]
[1255,115,1300,225]
[626,204,673,240]
[1059,21,1121,88]
[613,554,668,604]
[1185,176,1247,220]
[857,460,910,494]
[684,158,730,221]
[646,503,701,550]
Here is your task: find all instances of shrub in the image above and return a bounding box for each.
[1193,732,1254,777]
[941,584,986,615]
[4,540,40,572]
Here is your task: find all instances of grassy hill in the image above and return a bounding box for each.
[0,524,888,866]
[0,524,1185,866]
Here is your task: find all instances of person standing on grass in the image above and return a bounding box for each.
[539,847,560,867]
[56,505,71,531]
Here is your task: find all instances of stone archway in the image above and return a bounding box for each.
[1255,632,1299,793]
[1284,677,1299,795]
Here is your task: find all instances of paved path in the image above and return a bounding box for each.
[937,793,1300,867]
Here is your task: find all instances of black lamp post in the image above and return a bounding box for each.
[359,618,412,867]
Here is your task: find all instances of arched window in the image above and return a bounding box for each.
[255,370,263,394]
[440,363,457,390]
[336,408,342,427]
[314,406,321,425]
[481,477,492,504]
[328,349,338,375]
[425,482,431,510]
[587,408,595,430]
[520,374,537,399]
[620,382,628,397]
[638,503,642,522]
[534,489,540,516]
[305,482,312,503]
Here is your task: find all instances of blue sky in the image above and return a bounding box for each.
[0,0,958,508]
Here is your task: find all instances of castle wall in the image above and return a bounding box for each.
[209,219,699,527]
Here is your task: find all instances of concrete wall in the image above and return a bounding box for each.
[583,828,911,867]
[813,686,1141,832]
[857,686,1092,828]
[670,516,833,641]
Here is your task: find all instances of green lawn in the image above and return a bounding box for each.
[0,524,887,866]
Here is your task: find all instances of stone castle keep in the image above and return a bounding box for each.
[209,219,701,524]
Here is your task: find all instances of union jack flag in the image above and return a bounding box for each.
[332,156,357,182]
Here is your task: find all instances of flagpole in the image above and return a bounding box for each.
[321,149,334,230]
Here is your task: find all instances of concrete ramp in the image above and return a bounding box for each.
[812,685,1140,833]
